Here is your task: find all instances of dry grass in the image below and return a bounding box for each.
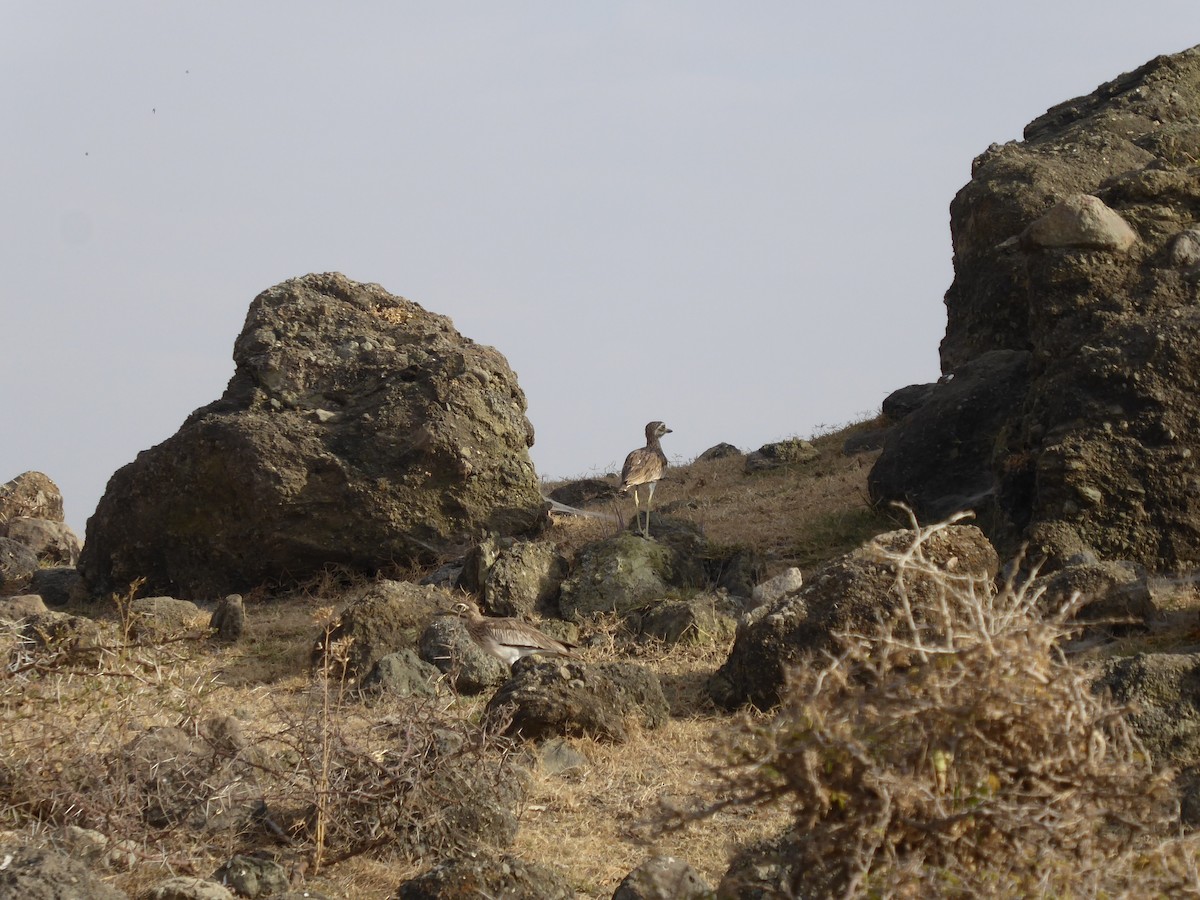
[664,517,1199,897]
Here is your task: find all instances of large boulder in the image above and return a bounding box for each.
[873,46,1200,570]
[79,273,545,600]
[709,525,999,710]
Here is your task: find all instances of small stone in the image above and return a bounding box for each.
[1020,193,1137,252]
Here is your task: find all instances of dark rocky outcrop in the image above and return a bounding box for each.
[710,525,999,710]
[208,594,246,643]
[27,566,81,606]
[1034,559,1156,632]
[696,442,742,462]
[869,349,1032,533]
[871,46,1200,571]
[547,477,619,507]
[79,273,546,600]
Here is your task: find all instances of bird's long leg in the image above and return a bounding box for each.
[632,486,643,536]
[645,481,656,538]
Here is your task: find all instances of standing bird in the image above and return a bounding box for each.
[452,601,576,666]
[619,420,672,538]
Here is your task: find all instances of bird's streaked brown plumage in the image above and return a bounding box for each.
[452,601,576,666]
[619,420,672,537]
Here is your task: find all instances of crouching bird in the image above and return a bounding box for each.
[452,601,576,666]
[619,420,672,538]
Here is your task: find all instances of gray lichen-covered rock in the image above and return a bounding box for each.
[121,726,260,832]
[1020,193,1138,251]
[128,596,205,640]
[419,614,511,693]
[614,855,713,900]
[0,842,129,899]
[212,856,289,899]
[486,657,667,742]
[313,579,448,678]
[482,540,569,618]
[744,438,817,473]
[396,852,575,900]
[146,877,235,900]
[710,525,999,710]
[872,46,1200,571]
[19,610,102,652]
[0,594,48,622]
[359,648,440,700]
[559,533,673,619]
[628,596,738,647]
[79,273,546,600]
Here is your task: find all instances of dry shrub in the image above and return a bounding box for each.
[677,517,1197,897]
[0,607,523,883]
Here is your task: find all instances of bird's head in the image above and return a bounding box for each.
[646,421,672,439]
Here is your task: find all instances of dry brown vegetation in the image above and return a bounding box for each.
[6,419,1199,897]
[670,517,1199,896]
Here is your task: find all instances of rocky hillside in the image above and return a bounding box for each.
[6,44,1200,899]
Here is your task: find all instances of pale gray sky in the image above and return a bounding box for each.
[2,3,1195,535]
